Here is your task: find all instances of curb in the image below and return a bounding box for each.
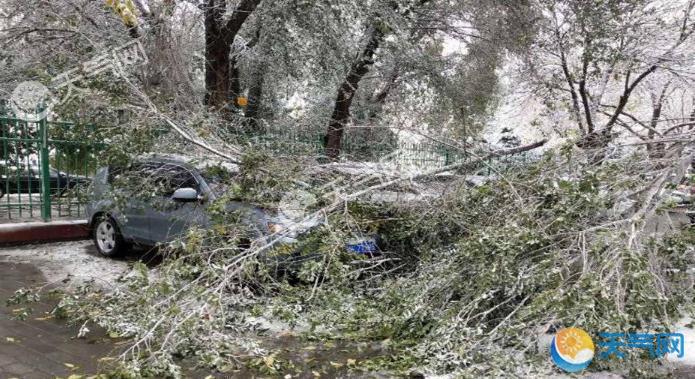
[0,220,90,246]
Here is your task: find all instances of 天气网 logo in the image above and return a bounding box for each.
[551,327,595,373]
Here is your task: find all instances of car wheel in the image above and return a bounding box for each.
[93,217,125,257]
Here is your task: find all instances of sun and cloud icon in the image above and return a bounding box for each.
[551,327,595,373]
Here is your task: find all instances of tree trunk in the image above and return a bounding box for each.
[646,99,665,159]
[204,0,261,111]
[245,64,266,132]
[204,0,230,109]
[325,26,384,160]
[577,65,659,165]
[230,54,241,105]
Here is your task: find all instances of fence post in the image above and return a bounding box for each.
[39,109,51,221]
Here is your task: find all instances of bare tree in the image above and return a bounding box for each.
[526,0,695,162]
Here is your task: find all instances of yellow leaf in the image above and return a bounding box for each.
[346,358,357,366]
[329,361,343,368]
[204,376,215,379]
[5,337,16,343]
[64,362,76,369]
[262,355,275,368]
[312,371,321,378]
[34,316,53,321]
[67,374,84,379]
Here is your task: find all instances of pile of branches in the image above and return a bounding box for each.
[44,142,695,377]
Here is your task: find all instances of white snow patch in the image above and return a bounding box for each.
[0,240,130,288]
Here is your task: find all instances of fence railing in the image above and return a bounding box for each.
[0,108,104,222]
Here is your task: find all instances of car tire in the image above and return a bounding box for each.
[93,217,125,257]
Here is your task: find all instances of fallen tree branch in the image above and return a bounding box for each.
[217,139,550,274]
[338,139,547,203]
[120,70,244,164]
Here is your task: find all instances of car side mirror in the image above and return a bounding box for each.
[171,187,199,202]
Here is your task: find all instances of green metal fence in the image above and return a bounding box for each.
[0,106,104,222]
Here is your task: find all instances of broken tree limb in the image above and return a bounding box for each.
[120,72,244,164]
[335,139,548,206]
[219,139,549,269]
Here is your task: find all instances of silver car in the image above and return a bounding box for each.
[86,156,281,257]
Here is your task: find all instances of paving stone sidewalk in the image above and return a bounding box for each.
[0,261,118,378]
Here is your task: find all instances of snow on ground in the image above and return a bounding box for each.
[0,240,130,288]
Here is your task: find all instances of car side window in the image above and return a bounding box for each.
[110,163,160,197]
[107,165,123,184]
[112,162,198,199]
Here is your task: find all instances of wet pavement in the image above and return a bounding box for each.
[0,261,119,378]
[11,242,695,378]
[0,242,391,378]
